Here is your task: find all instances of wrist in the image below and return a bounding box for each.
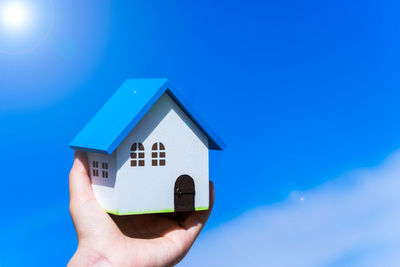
[68,246,113,267]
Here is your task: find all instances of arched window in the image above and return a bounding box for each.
[131,142,145,167]
[152,142,166,166]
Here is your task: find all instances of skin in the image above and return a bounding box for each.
[68,151,214,267]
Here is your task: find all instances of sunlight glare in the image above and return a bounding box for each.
[0,1,31,33]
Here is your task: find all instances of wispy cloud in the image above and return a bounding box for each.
[180,151,400,267]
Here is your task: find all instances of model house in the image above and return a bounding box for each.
[70,79,224,215]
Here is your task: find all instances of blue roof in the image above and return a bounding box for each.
[70,79,224,154]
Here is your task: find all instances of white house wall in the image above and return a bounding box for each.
[87,151,117,212]
[115,93,209,214]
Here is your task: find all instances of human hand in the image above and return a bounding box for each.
[68,151,214,267]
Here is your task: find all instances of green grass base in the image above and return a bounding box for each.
[195,206,209,211]
[106,206,209,216]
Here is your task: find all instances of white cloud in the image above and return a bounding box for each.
[180,151,400,267]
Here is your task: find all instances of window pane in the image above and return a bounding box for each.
[131,143,137,151]
[92,161,95,167]
[105,163,108,169]
[160,159,166,166]
[159,143,165,150]
[159,152,165,158]
[139,152,144,158]
[152,160,158,166]
[131,160,137,167]
[139,160,145,166]
[152,143,157,150]
[138,143,144,150]
[152,152,157,158]
[131,153,137,158]
[105,172,108,178]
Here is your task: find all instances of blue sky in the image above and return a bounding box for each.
[181,150,400,266]
[1,0,400,265]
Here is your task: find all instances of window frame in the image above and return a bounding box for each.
[152,142,166,166]
[131,142,145,167]
[92,161,99,177]
[101,162,109,178]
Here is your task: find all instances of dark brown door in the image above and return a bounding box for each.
[174,175,195,212]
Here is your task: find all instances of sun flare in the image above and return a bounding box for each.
[0,1,31,33]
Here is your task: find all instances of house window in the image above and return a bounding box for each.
[152,142,166,166]
[131,142,145,167]
[102,162,108,178]
[92,161,99,176]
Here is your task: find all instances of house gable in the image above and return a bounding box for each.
[114,93,209,214]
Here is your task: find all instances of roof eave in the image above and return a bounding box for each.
[70,146,110,155]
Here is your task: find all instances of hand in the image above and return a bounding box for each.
[68,151,214,267]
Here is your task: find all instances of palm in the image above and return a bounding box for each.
[68,152,214,267]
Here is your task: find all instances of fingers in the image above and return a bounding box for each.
[157,182,214,265]
[182,180,215,237]
[69,151,95,205]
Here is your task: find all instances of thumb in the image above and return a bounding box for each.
[69,151,116,241]
[69,151,95,206]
